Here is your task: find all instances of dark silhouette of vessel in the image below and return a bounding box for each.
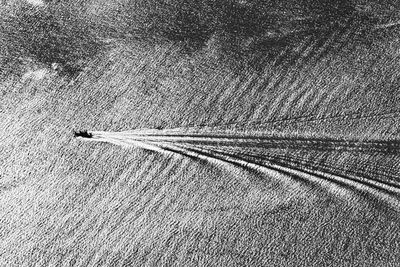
[73,130,92,138]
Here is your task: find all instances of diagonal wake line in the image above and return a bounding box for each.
[75,130,400,207]
[184,142,399,183]
[168,142,400,193]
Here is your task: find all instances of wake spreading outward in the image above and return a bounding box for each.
[75,128,400,208]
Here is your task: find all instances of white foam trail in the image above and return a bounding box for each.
[76,133,168,155]
[76,130,400,194]
[76,130,400,207]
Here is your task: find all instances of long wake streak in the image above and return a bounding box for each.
[75,129,400,207]
[83,129,400,154]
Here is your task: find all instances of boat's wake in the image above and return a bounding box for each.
[75,129,400,209]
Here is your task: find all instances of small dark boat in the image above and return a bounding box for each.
[73,130,93,138]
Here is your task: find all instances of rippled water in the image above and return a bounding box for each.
[1,5,400,266]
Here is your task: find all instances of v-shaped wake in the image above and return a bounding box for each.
[75,128,400,208]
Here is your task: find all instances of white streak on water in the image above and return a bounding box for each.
[77,130,400,209]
